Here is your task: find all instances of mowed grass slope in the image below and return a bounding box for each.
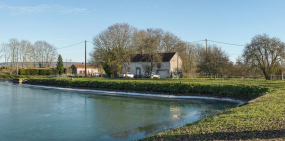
[24,77,285,140]
[142,79,285,140]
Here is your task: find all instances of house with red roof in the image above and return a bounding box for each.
[71,64,98,76]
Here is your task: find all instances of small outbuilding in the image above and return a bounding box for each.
[71,64,98,76]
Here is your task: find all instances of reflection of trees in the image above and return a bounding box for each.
[109,129,133,139]
[90,95,204,108]
[195,110,222,118]
[85,95,238,140]
[109,123,172,139]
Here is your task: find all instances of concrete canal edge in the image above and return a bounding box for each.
[12,79,28,83]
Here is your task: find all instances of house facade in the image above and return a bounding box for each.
[123,52,182,78]
[71,64,98,76]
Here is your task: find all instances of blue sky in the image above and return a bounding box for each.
[1,0,285,63]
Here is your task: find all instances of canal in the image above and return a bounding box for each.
[0,81,240,141]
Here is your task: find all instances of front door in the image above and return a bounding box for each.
[136,67,141,78]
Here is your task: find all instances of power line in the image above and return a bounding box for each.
[186,40,205,43]
[57,41,85,50]
[69,39,244,48]
[207,40,245,46]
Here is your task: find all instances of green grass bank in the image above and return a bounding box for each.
[25,77,269,100]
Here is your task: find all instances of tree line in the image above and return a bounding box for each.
[0,38,57,68]
[90,23,285,80]
[2,23,284,80]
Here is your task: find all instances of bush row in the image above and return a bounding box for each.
[25,79,269,99]
[19,69,59,75]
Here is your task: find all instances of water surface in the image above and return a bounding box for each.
[0,81,239,140]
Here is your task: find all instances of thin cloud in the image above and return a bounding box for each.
[0,3,88,15]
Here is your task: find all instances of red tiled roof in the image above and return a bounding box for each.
[131,52,176,62]
[72,64,97,69]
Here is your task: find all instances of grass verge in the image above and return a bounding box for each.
[25,77,269,100]
[141,80,285,140]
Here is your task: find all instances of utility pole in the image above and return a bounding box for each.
[205,39,207,51]
[85,40,87,77]
[281,60,284,80]
[16,47,18,75]
[205,39,208,78]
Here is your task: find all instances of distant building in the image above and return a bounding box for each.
[122,52,182,78]
[0,62,81,68]
[71,64,98,76]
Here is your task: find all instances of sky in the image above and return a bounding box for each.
[1,0,285,63]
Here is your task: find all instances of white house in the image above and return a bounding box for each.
[123,52,182,78]
[71,64,98,76]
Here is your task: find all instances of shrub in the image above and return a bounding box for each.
[21,69,39,75]
[39,69,47,75]
[25,79,269,99]
[52,69,59,75]
[46,69,52,75]
[19,69,26,75]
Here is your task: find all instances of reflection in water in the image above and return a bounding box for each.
[170,106,181,111]
[0,81,239,141]
[109,122,171,140]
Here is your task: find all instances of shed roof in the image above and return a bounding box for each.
[131,52,176,62]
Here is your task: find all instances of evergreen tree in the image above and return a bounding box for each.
[56,54,64,75]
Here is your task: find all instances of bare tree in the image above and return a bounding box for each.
[45,43,57,67]
[8,38,19,68]
[197,45,230,78]
[33,41,57,67]
[181,43,204,77]
[34,41,45,67]
[91,23,136,77]
[1,38,57,69]
[140,28,164,74]
[19,40,34,68]
[132,29,147,53]
[1,43,10,68]
[242,34,285,80]
[162,31,183,52]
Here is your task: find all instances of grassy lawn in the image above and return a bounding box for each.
[142,89,285,140]
[8,75,285,140]
[141,79,285,140]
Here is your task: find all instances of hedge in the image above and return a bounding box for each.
[25,79,269,99]
[19,69,59,75]
[19,69,26,75]
[38,69,47,75]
